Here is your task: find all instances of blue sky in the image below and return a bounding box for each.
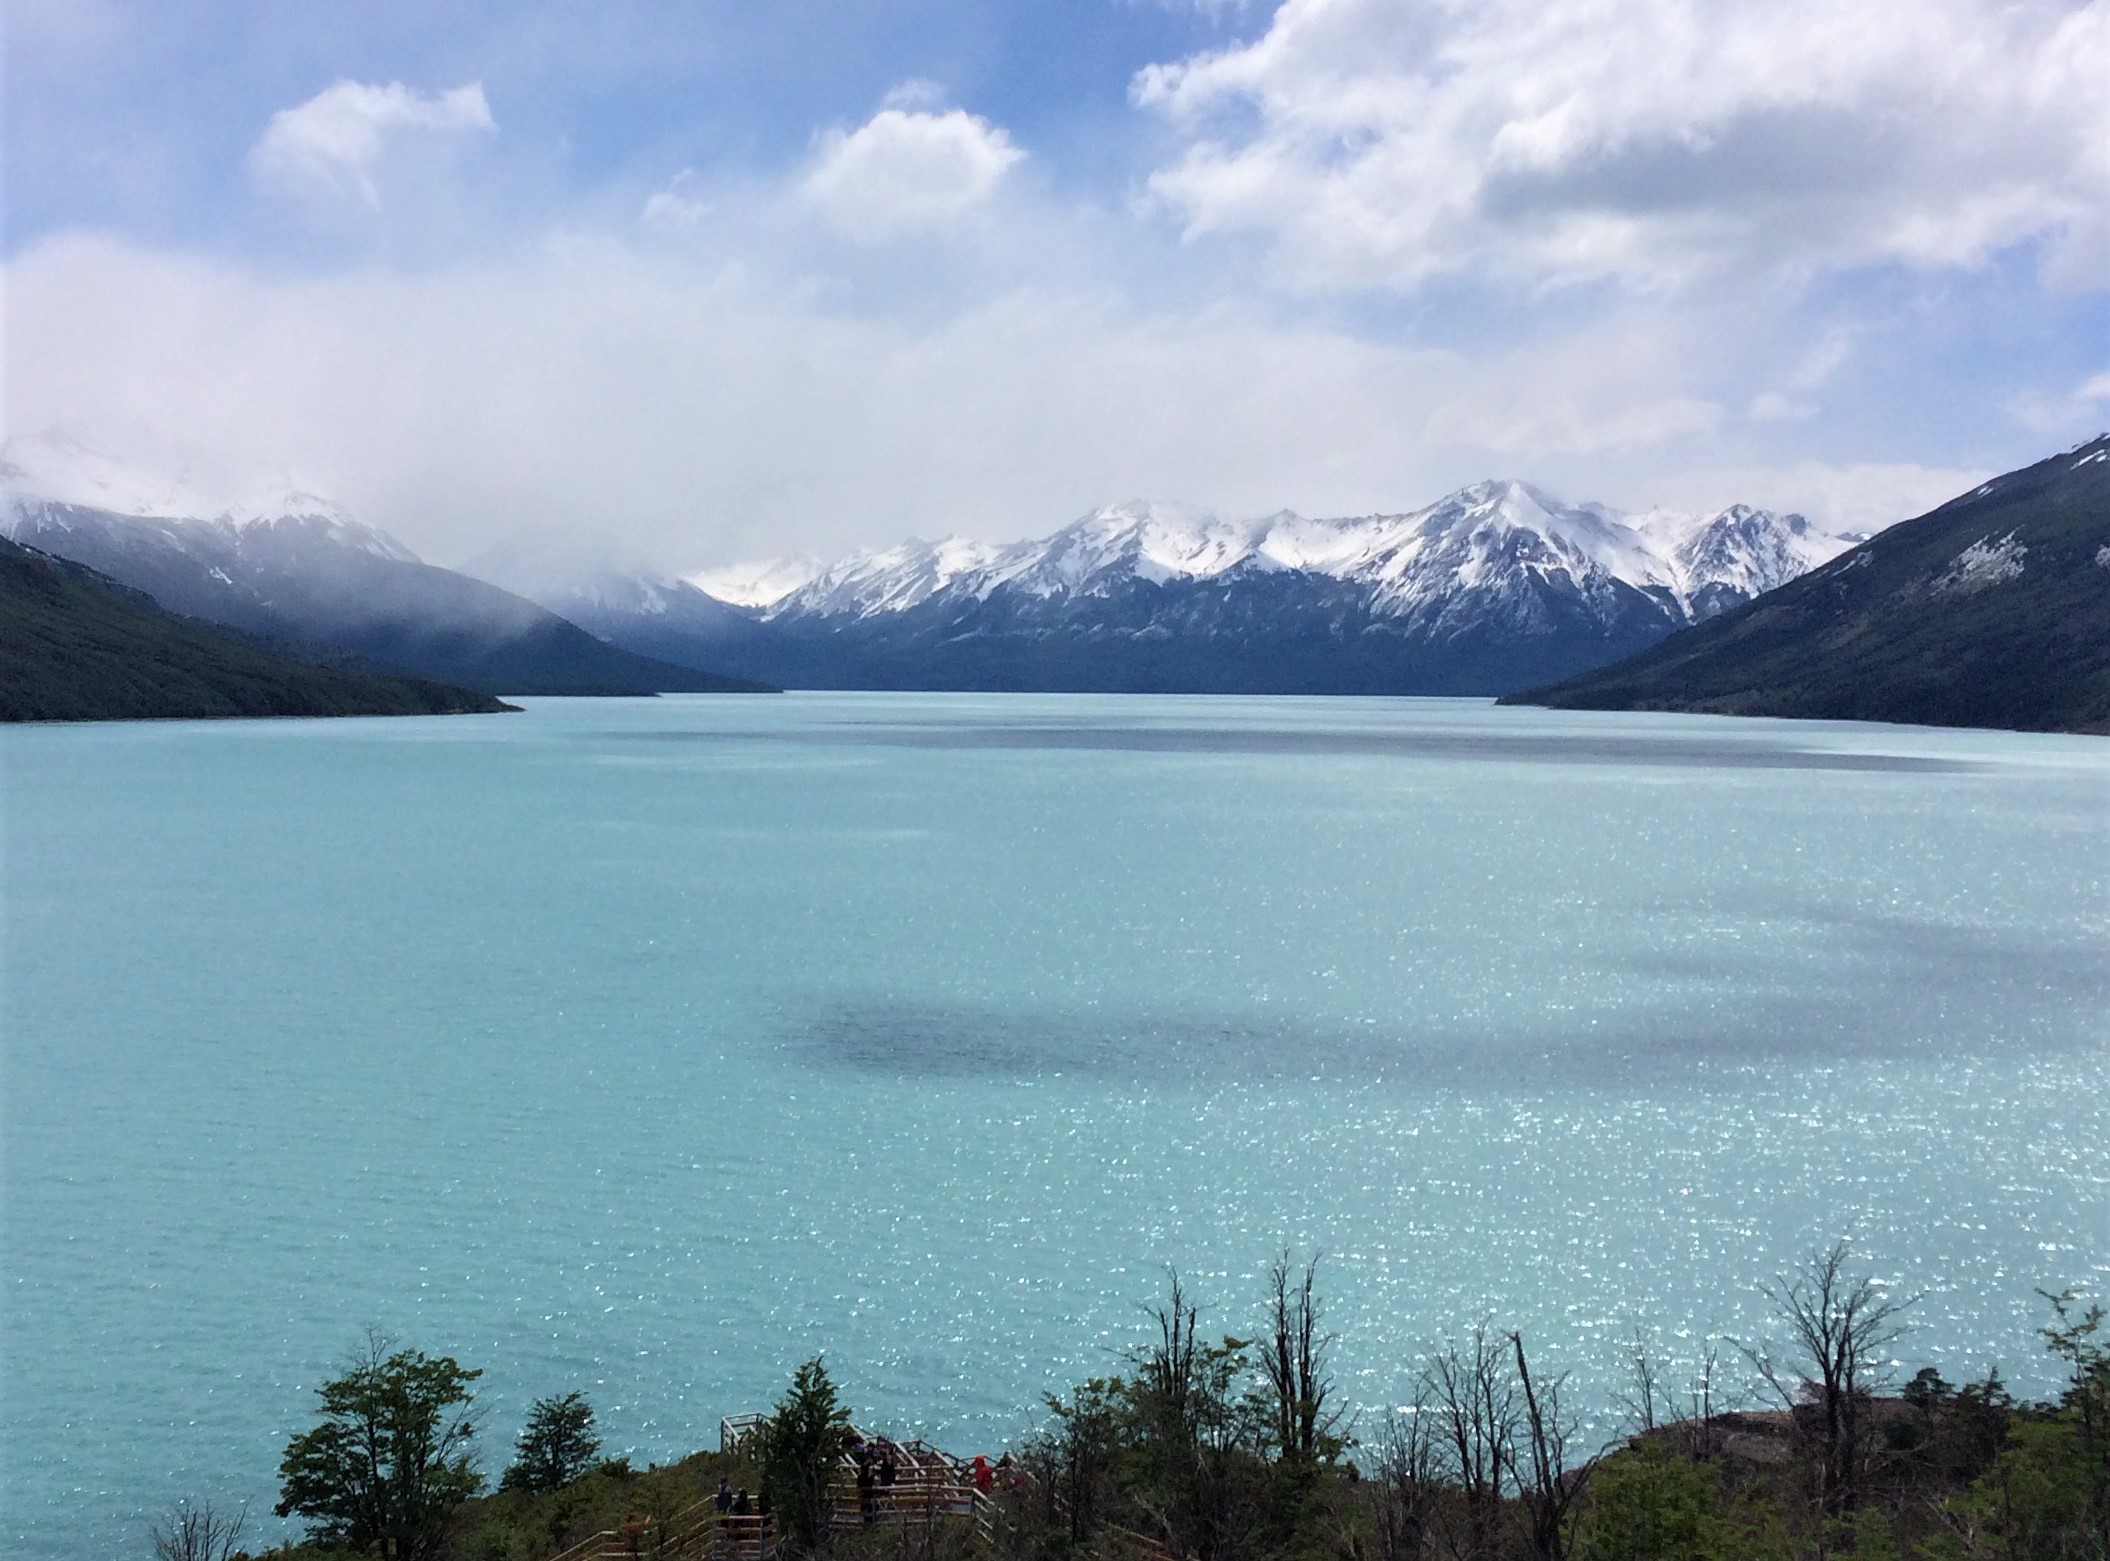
[5,0,2106,568]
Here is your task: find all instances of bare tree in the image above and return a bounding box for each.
[1134,1268,1205,1453]
[1261,1251,1344,1464]
[1374,1402,1440,1561]
[1679,1341,1727,1461]
[1423,1326,1517,1561]
[1509,1332,1590,1561]
[1612,1328,1665,1437]
[1616,1331,1729,1460]
[1737,1241,1915,1526]
[1127,1269,1258,1561]
[150,1497,248,1561]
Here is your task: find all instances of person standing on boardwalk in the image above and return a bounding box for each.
[715,1478,734,1514]
[855,1447,877,1524]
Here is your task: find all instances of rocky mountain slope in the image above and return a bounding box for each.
[1504,437,2110,733]
[554,484,1867,694]
[0,535,513,723]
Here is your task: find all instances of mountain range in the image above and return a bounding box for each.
[509,484,1869,695]
[1506,435,2110,733]
[28,431,2093,731]
[0,453,773,697]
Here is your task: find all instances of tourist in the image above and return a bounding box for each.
[715,1477,734,1514]
[732,1488,752,1516]
[972,1454,993,1495]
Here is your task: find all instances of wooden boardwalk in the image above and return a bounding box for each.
[538,1415,1177,1561]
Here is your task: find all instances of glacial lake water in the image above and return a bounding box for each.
[3,693,2107,1557]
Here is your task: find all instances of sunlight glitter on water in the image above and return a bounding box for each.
[3,694,2105,1556]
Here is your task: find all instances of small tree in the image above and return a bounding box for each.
[1423,1324,1518,1561]
[1037,1377,1124,1542]
[1373,1402,1439,1561]
[150,1497,247,1561]
[1737,1242,1914,1530]
[762,1355,851,1550]
[276,1330,484,1561]
[1126,1270,1259,1561]
[1260,1251,1343,1465]
[2039,1287,2110,1522]
[1510,1330,1591,1561]
[501,1392,603,1494]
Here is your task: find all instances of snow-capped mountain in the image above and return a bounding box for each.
[727,486,1854,624]
[1513,435,2110,732]
[611,482,1871,695]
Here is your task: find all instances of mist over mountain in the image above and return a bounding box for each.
[1507,437,2110,733]
[0,535,512,723]
[0,445,773,697]
[512,483,1871,695]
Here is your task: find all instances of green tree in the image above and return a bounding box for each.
[500,1392,603,1495]
[1574,1443,1721,1561]
[761,1355,851,1550]
[2039,1287,2110,1514]
[276,1331,484,1560]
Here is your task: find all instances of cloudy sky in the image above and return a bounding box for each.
[4,0,2105,571]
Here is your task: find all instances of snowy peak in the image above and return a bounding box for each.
[693,481,1865,629]
[0,432,419,564]
[236,510,423,565]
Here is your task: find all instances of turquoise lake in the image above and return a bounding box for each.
[3,693,2107,1556]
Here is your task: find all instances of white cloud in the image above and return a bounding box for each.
[1643,460,1988,536]
[6,232,1824,571]
[641,169,710,230]
[881,79,951,112]
[2007,368,2110,436]
[1134,0,2110,292]
[1746,392,1812,424]
[251,80,494,209]
[802,106,1025,241]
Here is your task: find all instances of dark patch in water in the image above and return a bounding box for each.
[783,978,2099,1092]
[1612,907,2110,1007]
[602,722,1988,774]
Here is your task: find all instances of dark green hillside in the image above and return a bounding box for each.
[0,536,515,722]
[1504,436,2110,733]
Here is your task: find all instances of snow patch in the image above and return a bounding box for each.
[687,556,826,609]
[1934,533,2027,594]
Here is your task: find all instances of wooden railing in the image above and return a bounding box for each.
[540,1499,773,1561]
[720,1414,769,1455]
[828,1433,986,1531]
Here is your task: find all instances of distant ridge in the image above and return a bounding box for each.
[513,484,1871,695]
[0,535,514,723]
[1503,437,2110,734]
